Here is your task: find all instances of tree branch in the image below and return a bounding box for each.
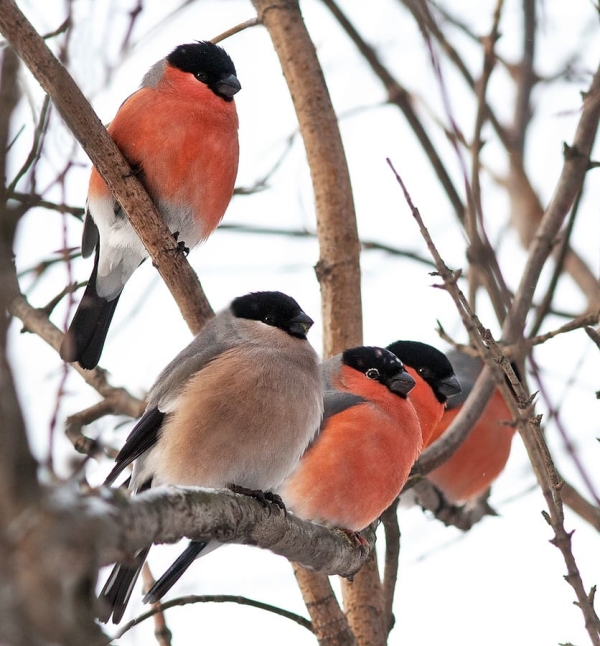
[253,0,362,358]
[0,0,213,335]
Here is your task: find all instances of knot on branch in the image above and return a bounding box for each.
[314,258,357,282]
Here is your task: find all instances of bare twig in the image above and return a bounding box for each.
[585,326,600,351]
[503,64,600,343]
[65,397,144,457]
[212,18,260,44]
[113,593,312,642]
[525,312,600,349]
[322,0,465,219]
[140,564,173,646]
[381,501,400,636]
[388,158,600,646]
[7,95,51,194]
[7,288,145,413]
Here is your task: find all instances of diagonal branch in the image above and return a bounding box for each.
[0,1,213,335]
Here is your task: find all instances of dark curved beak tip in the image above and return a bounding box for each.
[390,371,416,397]
[218,73,241,97]
[438,374,462,397]
[289,311,314,337]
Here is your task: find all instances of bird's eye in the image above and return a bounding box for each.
[419,367,433,379]
[263,314,276,326]
[366,368,380,380]
[195,71,209,83]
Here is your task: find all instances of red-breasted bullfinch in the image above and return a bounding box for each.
[278,346,421,535]
[60,41,241,370]
[386,340,461,447]
[426,350,516,504]
[97,291,323,623]
[143,346,420,604]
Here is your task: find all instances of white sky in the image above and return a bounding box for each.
[6,0,600,644]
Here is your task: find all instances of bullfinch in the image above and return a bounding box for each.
[386,340,461,447]
[97,291,323,623]
[426,350,516,504]
[143,346,420,605]
[279,346,421,535]
[60,41,241,369]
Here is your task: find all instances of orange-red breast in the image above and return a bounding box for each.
[144,346,421,605]
[386,340,461,447]
[60,41,241,369]
[427,350,516,504]
[279,346,421,533]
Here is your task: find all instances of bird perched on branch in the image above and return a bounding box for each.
[386,340,461,447]
[279,346,421,538]
[144,346,421,604]
[97,291,323,623]
[60,41,241,369]
[426,349,516,505]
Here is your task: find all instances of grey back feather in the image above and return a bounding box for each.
[318,353,367,430]
[147,309,235,410]
[142,59,166,88]
[445,350,482,409]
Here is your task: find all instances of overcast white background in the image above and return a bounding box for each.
[5,0,600,644]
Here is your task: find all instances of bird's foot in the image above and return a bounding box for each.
[340,528,369,555]
[172,231,190,256]
[228,484,287,515]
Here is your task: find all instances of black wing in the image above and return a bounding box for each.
[104,407,165,486]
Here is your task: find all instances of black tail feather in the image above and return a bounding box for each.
[60,250,121,370]
[97,546,150,624]
[143,541,208,605]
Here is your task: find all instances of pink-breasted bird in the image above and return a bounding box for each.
[97,291,323,623]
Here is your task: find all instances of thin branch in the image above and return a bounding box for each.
[65,398,144,457]
[512,0,537,159]
[219,223,436,267]
[528,186,584,337]
[322,0,465,220]
[7,95,51,194]
[212,18,259,44]
[113,593,313,642]
[140,564,173,646]
[381,500,400,636]
[585,326,600,350]
[561,480,600,533]
[388,158,600,646]
[524,312,600,349]
[503,64,600,343]
[529,354,600,508]
[7,287,145,412]
[410,480,498,530]
[0,44,41,515]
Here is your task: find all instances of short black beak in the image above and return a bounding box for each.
[389,371,416,397]
[288,311,314,338]
[437,374,462,398]
[217,73,241,98]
